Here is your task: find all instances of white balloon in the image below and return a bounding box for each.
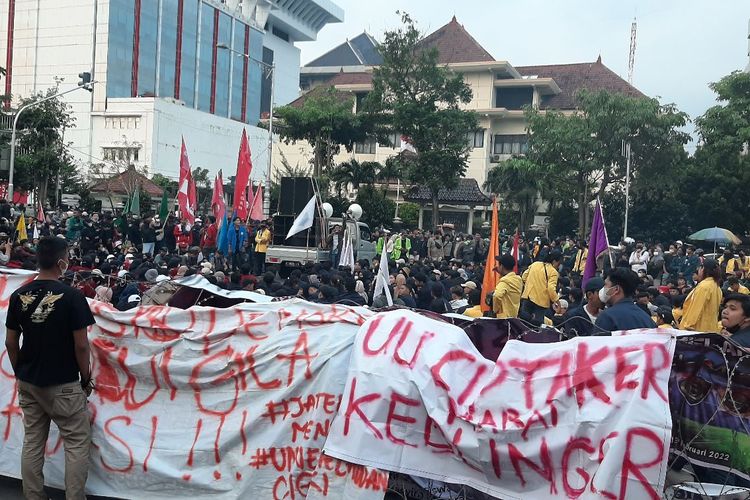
[347,203,363,221]
[321,202,334,218]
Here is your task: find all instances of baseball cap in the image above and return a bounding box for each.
[127,294,141,304]
[461,280,477,290]
[584,277,605,293]
[155,275,170,283]
[124,253,134,260]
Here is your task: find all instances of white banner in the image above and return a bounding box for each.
[324,309,676,500]
[0,273,387,499]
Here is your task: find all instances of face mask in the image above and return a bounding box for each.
[598,286,611,305]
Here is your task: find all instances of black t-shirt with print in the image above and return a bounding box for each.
[5,279,96,387]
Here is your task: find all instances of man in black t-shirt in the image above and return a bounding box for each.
[5,236,96,500]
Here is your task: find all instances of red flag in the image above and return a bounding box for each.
[233,129,253,219]
[178,138,196,223]
[249,184,264,221]
[511,229,520,273]
[481,197,500,313]
[36,200,45,222]
[211,170,226,225]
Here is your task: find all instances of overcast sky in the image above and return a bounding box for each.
[299,1,750,148]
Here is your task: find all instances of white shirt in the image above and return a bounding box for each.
[629,249,649,273]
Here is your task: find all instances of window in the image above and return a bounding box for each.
[386,133,401,149]
[137,0,159,96]
[230,20,247,121]
[355,92,368,113]
[106,0,135,98]
[214,12,232,117]
[197,3,215,112]
[493,135,528,155]
[260,47,274,116]
[180,0,199,107]
[355,137,377,154]
[104,116,141,129]
[158,0,179,98]
[359,225,371,243]
[495,87,533,110]
[468,129,485,148]
[102,147,141,162]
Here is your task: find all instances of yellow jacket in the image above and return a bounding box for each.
[493,272,523,319]
[521,262,559,308]
[254,228,271,253]
[463,305,483,318]
[573,248,588,273]
[680,278,722,332]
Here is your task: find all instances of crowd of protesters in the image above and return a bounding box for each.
[1,198,749,347]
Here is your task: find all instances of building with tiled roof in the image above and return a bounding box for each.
[89,166,165,212]
[277,17,647,231]
[300,32,381,91]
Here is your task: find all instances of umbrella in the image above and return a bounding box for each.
[688,227,742,253]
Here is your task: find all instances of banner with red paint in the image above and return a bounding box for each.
[324,309,676,500]
[0,273,387,499]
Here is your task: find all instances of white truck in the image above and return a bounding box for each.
[266,217,377,275]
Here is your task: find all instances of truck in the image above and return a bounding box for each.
[265,177,377,275]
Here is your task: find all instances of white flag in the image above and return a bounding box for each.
[285,196,317,239]
[338,227,355,271]
[373,242,393,306]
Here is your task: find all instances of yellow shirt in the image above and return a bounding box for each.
[680,278,723,332]
[521,262,559,308]
[573,248,588,273]
[254,228,271,253]
[672,307,683,325]
[738,285,750,295]
[493,272,523,319]
[463,305,483,318]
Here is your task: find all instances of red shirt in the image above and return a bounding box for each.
[174,225,192,249]
[201,223,218,248]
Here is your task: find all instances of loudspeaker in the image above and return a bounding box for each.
[278,177,315,215]
[272,214,320,247]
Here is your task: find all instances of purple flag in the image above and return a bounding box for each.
[582,199,611,287]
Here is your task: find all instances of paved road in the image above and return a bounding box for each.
[0,475,118,499]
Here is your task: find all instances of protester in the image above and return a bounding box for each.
[680,259,723,332]
[720,294,750,347]
[595,268,656,332]
[4,236,96,499]
[492,254,523,319]
[519,250,561,325]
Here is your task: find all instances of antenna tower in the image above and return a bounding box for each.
[628,18,637,85]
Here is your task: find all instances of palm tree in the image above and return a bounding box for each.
[484,158,542,231]
[377,155,404,195]
[330,159,379,195]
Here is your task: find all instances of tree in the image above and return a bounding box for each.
[355,185,396,230]
[398,202,420,228]
[328,159,379,195]
[525,89,690,235]
[274,88,383,177]
[191,166,211,213]
[484,158,543,231]
[364,12,477,229]
[378,154,406,195]
[151,173,178,195]
[10,89,76,204]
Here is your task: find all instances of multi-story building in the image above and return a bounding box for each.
[0,0,343,190]
[277,16,643,232]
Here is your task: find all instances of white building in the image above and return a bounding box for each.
[0,0,343,188]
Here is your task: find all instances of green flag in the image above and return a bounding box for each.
[122,192,130,214]
[130,186,140,216]
[159,190,169,221]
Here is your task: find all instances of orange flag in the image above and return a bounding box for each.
[481,197,499,313]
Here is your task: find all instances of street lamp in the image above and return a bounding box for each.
[217,42,275,219]
[6,77,95,201]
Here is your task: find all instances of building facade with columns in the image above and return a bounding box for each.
[0,0,342,197]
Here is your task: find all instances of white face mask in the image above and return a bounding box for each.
[598,286,611,305]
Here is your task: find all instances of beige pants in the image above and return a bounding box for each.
[17,380,91,500]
